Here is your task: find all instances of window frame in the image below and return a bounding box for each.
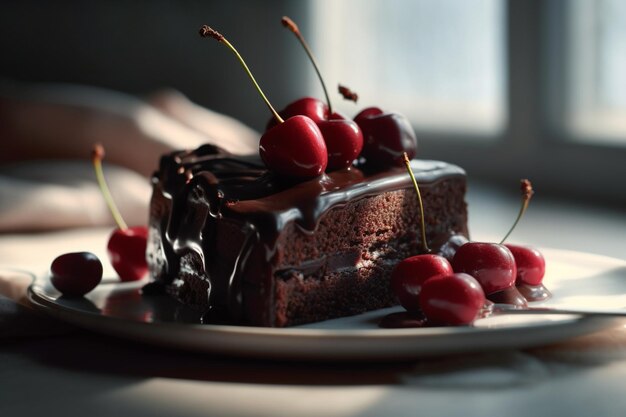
[414,0,626,207]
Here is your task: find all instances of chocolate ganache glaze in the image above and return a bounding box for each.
[147,144,468,326]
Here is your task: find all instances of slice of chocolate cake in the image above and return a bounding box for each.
[147,144,468,327]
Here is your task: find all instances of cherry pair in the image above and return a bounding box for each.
[450,179,545,300]
[267,96,362,172]
[452,242,546,294]
[274,17,416,171]
[201,19,417,180]
[272,96,418,171]
[49,230,150,297]
[391,254,486,326]
[50,146,149,297]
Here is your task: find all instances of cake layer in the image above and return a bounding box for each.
[147,145,468,326]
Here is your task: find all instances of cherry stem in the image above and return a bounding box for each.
[499,179,534,244]
[281,16,333,114]
[402,152,430,253]
[199,25,284,124]
[92,144,128,230]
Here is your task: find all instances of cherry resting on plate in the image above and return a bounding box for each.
[92,144,149,281]
[50,252,103,297]
[451,242,517,295]
[274,17,363,171]
[419,273,486,326]
[505,244,546,286]
[391,254,453,313]
[107,226,149,281]
[354,107,417,168]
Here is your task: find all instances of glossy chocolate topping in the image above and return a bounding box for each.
[160,145,465,239]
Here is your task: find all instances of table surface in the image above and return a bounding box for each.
[1,181,625,417]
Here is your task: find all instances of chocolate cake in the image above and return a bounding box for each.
[147,144,468,327]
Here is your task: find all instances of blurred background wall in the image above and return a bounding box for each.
[2,0,625,206]
[0,0,310,129]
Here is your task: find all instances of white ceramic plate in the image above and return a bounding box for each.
[27,249,626,361]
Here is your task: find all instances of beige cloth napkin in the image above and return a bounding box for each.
[0,161,151,232]
[0,84,259,232]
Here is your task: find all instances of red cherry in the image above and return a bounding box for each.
[451,242,517,295]
[354,107,417,167]
[282,97,328,122]
[267,97,328,130]
[260,115,328,178]
[505,244,546,286]
[419,273,486,326]
[107,225,149,282]
[390,254,453,313]
[318,113,363,171]
[50,252,103,297]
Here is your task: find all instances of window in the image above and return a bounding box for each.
[563,0,626,145]
[311,0,506,136]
